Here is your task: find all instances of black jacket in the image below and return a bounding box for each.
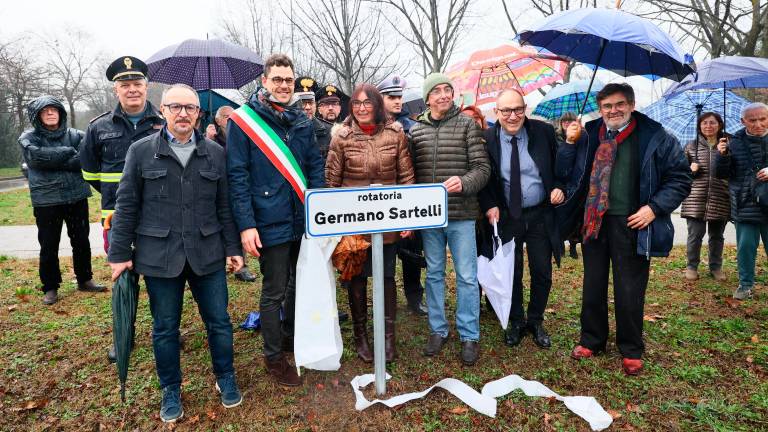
[107,129,241,278]
[478,118,563,263]
[80,102,164,220]
[555,112,692,258]
[18,96,91,207]
[314,117,331,163]
[715,128,768,224]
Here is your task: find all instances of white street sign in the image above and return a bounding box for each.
[304,184,448,238]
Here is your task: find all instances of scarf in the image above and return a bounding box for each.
[359,123,377,136]
[582,117,637,242]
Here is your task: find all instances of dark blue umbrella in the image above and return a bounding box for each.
[146,38,263,91]
[517,8,695,115]
[641,89,751,145]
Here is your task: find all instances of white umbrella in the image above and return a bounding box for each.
[477,222,515,330]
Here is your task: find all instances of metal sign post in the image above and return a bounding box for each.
[304,184,448,396]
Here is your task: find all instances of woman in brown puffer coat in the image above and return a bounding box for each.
[681,112,731,281]
[325,83,415,363]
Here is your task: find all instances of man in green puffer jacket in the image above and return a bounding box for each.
[409,73,490,366]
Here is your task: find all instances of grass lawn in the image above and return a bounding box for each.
[0,167,23,180]
[0,189,101,226]
[0,247,766,431]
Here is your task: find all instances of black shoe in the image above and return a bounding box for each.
[338,311,349,323]
[408,299,428,316]
[460,341,479,366]
[504,323,525,347]
[423,333,448,356]
[78,279,106,292]
[42,289,58,305]
[234,267,257,282]
[107,345,116,363]
[527,323,551,348]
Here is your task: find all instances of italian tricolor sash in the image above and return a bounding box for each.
[230,104,307,203]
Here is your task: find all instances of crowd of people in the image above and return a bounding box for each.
[17,51,768,423]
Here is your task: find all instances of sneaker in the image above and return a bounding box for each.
[215,374,243,408]
[570,345,595,360]
[684,269,698,281]
[733,286,753,300]
[710,269,726,281]
[159,385,183,423]
[622,358,643,376]
[42,289,58,305]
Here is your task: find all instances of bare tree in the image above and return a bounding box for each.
[0,36,45,136]
[286,0,407,93]
[372,0,473,75]
[634,0,768,58]
[39,28,104,129]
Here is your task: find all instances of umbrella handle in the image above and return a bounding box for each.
[492,220,499,238]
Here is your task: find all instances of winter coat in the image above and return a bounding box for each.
[555,111,692,258]
[325,120,416,243]
[680,137,730,221]
[226,89,325,248]
[314,117,332,163]
[80,102,164,220]
[409,105,490,220]
[18,95,91,207]
[714,128,768,224]
[107,129,241,278]
[478,119,563,263]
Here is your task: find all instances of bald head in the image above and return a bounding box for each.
[495,89,526,135]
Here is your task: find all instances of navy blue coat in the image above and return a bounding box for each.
[555,112,692,258]
[714,128,768,225]
[226,92,325,248]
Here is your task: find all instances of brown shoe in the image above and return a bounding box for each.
[384,277,397,362]
[348,277,373,362]
[710,269,726,281]
[684,269,698,281]
[264,355,301,387]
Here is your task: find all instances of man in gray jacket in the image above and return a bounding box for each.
[410,73,490,366]
[108,84,244,423]
[18,95,105,305]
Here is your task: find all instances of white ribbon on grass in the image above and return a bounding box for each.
[351,373,613,431]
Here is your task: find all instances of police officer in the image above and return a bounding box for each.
[377,75,427,315]
[80,56,164,363]
[315,84,348,127]
[294,76,331,162]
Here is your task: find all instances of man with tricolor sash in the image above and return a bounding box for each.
[227,53,325,386]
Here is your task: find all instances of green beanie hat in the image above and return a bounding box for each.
[422,72,453,101]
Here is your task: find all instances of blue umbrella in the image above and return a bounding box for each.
[663,56,768,96]
[532,79,605,120]
[146,38,264,90]
[518,8,695,115]
[641,89,751,145]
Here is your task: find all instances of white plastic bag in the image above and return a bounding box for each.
[294,236,342,373]
[477,221,515,329]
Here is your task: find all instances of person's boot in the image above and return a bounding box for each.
[569,242,579,259]
[234,267,257,282]
[348,278,373,363]
[42,289,58,305]
[78,279,106,292]
[384,277,398,362]
[264,355,301,386]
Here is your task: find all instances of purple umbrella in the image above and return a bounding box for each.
[146,38,264,91]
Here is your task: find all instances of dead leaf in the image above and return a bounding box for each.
[747,356,754,364]
[688,397,701,404]
[315,383,325,391]
[448,406,468,415]
[504,399,516,410]
[648,303,660,307]
[608,409,623,420]
[545,308,555,313]
[164,422,176,431]
[643,314,665,322]
[626,403,641,413]
[751,335,759,344]
[187,414,199,425]
[544,412,553,427]
[7,304,18,312]
[10,398,49,412]
[331,378,340,387]
[673,352,681,358]
[206,409,217,420]
[724,297,740,308]
[17,294,31,303]
[52,309,68,316]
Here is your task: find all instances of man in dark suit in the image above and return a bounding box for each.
[479,89,563,349]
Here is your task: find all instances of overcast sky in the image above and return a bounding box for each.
[0,0,676,109]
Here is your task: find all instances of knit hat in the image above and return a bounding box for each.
[422,72,453,101]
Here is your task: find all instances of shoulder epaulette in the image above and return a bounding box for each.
[89,111,111,124]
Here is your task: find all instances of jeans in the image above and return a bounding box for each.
[33,199,92,292]
[145,263,234,389]
[580,216,649,359]
[258,240,300,360]
[421,219,480,341]
[735,222,768,289]
[686,218,726,271]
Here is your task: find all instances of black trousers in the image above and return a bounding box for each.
[580,215,649,359]
[397,236,424,304]
[505,205,553,326]
[33,199,92,293]
[258,240,300,360]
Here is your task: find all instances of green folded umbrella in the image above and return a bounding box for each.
[111,270,140,402]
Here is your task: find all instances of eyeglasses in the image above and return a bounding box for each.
[600,101,629,111]
[269,76,295,86]
[496,107,525,118]
[429,87,454,97]
[351,100,374,109]
[164,104,200,115]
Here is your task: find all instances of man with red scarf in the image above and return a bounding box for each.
[555,83,691,375]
